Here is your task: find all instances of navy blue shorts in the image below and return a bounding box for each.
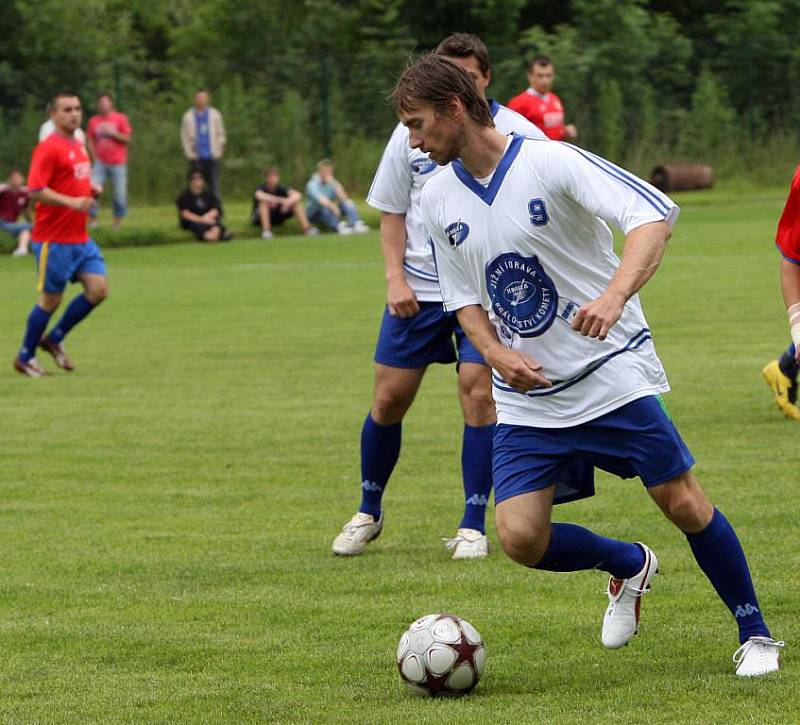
[493,395,695,506]
[32,240,106,294]
[374,301,484,368]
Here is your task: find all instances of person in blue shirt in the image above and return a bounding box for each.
[305,160,369,235]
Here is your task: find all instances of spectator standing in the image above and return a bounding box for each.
[305,160,369,235]
[507,56,578,141]
[176,170,231,242]
[87,93,132,228]
[252,167,318,239]
[180,89,226,203]
[0,169,32,257]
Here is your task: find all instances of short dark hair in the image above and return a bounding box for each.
[394,54,494,128]
[435,32,491,76]
[264,166,279,176]
[188,169,205,181]
[51,91,78,107]
[96,91,112,102]
[529,55,553,71]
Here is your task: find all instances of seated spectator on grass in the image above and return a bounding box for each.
[305,159,369,235]
[0,169,32,257]
[176,170,232,242]
[252,166,318,239]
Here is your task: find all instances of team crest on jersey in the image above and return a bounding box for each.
[445,220,470,247]
[485,252,558,337]
[410,156,437,175]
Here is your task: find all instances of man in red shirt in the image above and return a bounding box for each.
[13,92,109,377]
[762,166,800,418]
[507,56,577,141]
[0,169,32,257]
[87,92,132,228]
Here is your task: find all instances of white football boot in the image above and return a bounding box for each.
[332,512,383,555]
[443,528,489,560]
[601,543,658,649]
[733,637,785,677]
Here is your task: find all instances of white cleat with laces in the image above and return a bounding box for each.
[733,637,785,677]
[332,512,383,556]
[443,528,489,559]
[601,543,659,649]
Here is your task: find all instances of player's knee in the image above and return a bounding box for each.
[496,514,549,566]
[371,393,409,425]
[654,482,712,532]
[88,280,109,304]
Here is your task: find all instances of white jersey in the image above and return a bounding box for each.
[367,100,547,302]
[421,134,679,428]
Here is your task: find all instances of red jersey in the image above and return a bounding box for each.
[27,133,91,244]
[507,89,566,141]
[0,185,29,222]
[776,166,800,263]
[87,111,132,165]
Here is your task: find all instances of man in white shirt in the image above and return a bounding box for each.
[332,34,546,560]
[399,53,782,676]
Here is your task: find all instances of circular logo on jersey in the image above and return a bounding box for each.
[445,220,470,247]
[485,252,558,337]
[410,155,438,175]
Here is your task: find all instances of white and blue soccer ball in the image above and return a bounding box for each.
[396,613,486,696]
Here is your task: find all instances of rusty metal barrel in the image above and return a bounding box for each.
[650,164,714,192]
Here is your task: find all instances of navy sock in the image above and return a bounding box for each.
[458,423,495,534]
[779,343,798,380]
[20,305,52,362]
[358,414,401,519]
[48,294,96,344]
[686,508,770,643]
[534,523,645,579]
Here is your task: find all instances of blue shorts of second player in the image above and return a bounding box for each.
[32,240,106,294]
[493,395,696,506]
[374,301,484,368]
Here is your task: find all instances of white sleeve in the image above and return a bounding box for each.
[542,142,680,233]
[366,123,412,214]
[420,185,482,312]
[494,105,548,140]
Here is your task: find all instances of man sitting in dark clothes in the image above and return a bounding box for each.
[252,166,317,239]
[177,170,232,241]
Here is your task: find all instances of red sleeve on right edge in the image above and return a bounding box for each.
[776,166,800,263]
[26,141,55,190]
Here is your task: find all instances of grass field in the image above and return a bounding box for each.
[1,186,798,724]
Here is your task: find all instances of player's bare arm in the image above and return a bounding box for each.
[29,187,94,212]
[780,258,800,363]
[380,211,419,319]
[456,304,551,392]
[573,221,671,340]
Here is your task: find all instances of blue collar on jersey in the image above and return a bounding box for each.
[488,98,500,117]
[452,132,525,206]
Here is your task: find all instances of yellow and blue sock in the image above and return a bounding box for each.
[779,343,798,381]
[48,294,96,344]
[686,507,770,643]
[358,414,401,520]
[534,523,645,579]
[458,423,494,534]
[20,305,52,362]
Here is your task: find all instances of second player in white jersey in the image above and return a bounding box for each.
[367,102,546,302]
[422,134,679,428]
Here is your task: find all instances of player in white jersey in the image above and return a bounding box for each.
[332,34,547,560]
[398,53,783,676]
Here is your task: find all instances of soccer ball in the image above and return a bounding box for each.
[396,613,486,696]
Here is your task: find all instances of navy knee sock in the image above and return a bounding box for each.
[685,508,770,643]
[458,423,494,534]
[534,523,645,579]
[358,414,401,519]
[20,305,52,362]
[779,343,798,380]
[48,294,96,344]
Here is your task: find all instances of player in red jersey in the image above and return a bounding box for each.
[507,56,577,142]
[13,93,109,377]
[762,166,800,418]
